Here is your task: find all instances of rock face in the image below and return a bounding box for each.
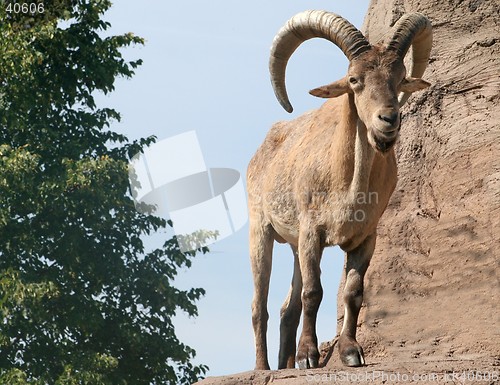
[195,0,499,383]
[344,0,500,368]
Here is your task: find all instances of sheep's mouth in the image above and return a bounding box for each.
[371,122,400,153]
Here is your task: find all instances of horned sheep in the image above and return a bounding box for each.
[247,10,432,370]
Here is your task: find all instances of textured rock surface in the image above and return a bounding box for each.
[344,0,500,368]
[195,0,499,383]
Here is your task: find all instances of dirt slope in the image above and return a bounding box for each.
[195,0,499,383]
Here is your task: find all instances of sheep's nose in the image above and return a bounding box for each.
[378,111,399,125]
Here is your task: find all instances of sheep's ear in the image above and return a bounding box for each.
[399,77,431,93]
[309,78,350,98]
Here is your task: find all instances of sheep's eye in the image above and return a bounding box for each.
[349,76,358,84]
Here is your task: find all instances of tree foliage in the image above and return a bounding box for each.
[0,1,208,384]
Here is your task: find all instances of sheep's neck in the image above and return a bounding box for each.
[331,94,375,198]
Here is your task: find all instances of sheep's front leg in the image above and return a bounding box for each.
[296,227,323,369]
[339,233,376,367]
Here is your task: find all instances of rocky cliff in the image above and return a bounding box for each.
[196,0,499,383]
[339,0,499,370]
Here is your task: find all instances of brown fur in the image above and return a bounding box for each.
[248,45,430,370]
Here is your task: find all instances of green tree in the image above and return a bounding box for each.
[0,1,209,384]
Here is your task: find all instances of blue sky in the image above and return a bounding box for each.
[98,0,370,376]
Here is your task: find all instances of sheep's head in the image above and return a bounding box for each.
[309,48,430,152]
[269,11,432,153]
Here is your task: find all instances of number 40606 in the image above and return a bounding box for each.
[6,2,45,13]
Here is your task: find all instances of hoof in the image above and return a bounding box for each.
[340,345,365,367]
[296,345,319,369]
[339,337,365,367]
[297,355,319,369]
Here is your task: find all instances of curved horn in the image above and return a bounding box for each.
[269,10,371,113]
[386,13,433,106]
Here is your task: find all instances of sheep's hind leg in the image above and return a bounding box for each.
[338,233,376,367]
[250,222,274,370]
[278,245,302,369]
